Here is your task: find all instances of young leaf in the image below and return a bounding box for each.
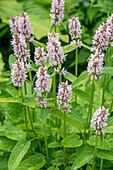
[8,139,31,170]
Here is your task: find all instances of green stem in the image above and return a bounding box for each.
[75,47,78,77]
[92,134,98,170]
[43,123,49,163]
[100,158,103,170]
[27,107,41,151]
[64,111,66,166]
[53,74,56,98]
[20,87,29,140]
[84,80,95,141]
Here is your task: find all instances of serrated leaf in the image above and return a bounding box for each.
[0,124,26,140]
[8,139,31,170]
[48,142,61,148]
[87,135,111,150]
[0,53,5,72]
[64,72,76,82]
[62,134,83,148]
[72,71,88,88]
[0,102,23,122]
[15,153,46,170]
[97,149,113,160]
[72,151,93,170]
[72,88,90,101]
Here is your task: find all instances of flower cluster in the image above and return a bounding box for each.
[50,0,65,26]
[68,17,82,48]
[90,106,109,135]
[11,33,30,63]
[11,60,27,87]
[9,12,34,42]
[47,32,65,66]
[87,50,104,80]
[91,22,109,53]
[34,67,50,108]
[57,81,72,112]
[34,47,47,66]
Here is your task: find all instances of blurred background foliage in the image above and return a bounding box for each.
[0,0,113,74]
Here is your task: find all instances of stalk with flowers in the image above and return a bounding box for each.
[1,0,113,169]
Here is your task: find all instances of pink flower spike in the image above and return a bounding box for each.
[57,81,72,112]
[50,0,65,26]
[90,106,109,135]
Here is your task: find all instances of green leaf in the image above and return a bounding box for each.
[30,14,51,40]
[102,67,113,75]
[72,151,93,170]
[23,0,49,19]
[23,97,35,108]
[9,54,17,70]
[48,142,61,148]
[33,40,47,51]
[63,45,78,54]
[64,72,76,82]
[37,108,50,124]
[8,139,31,170]
[5,85,19,98]
[15,153,46,170]
[87,135,111,150]
[62,134,83,148]
[0,97,21,103]
[0,78,9,82]
[0,102,23,122]
[72,71,88,88]
[82,43,91,50]
[0,136,16,152]
[97,150,113,160]
[0,124,26,140]
[0,0,23,19]
[105,126,113,133]
[72,88,90,101]
[48,108,83,130]
[0,53,5,72]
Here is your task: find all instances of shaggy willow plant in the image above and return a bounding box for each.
[1,1,113,170]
